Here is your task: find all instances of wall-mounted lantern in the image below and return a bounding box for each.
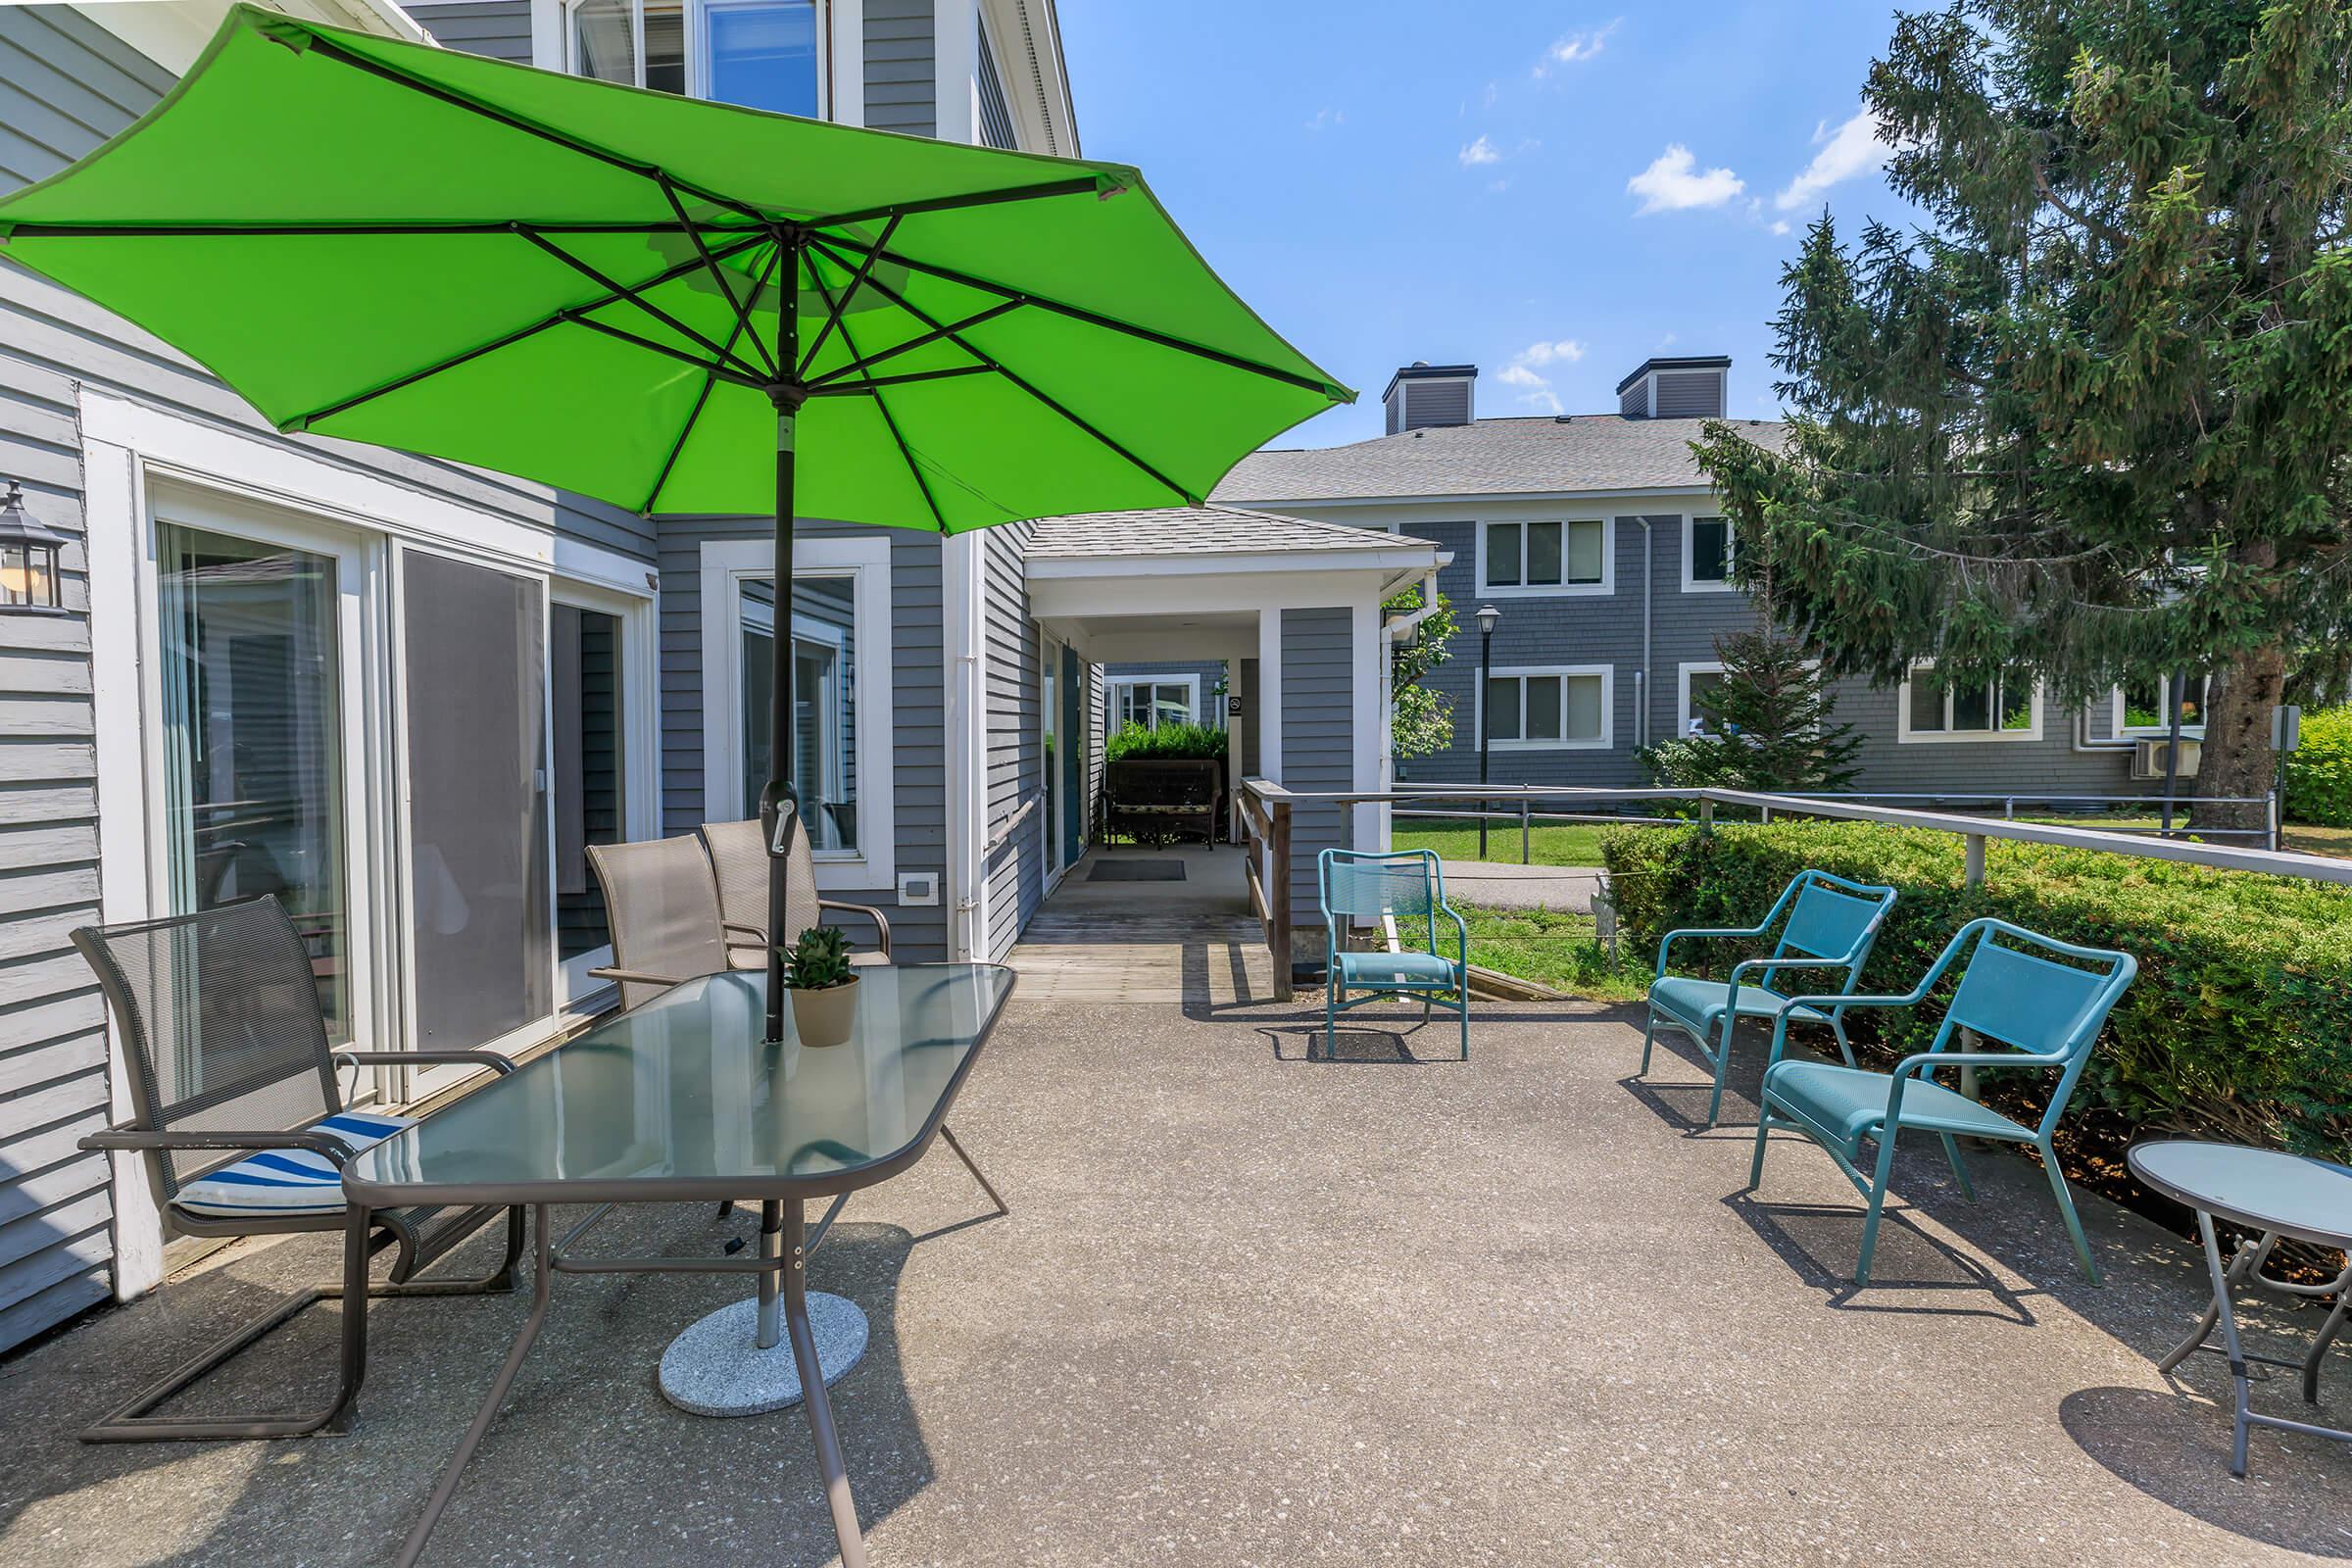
[0,482,67,613]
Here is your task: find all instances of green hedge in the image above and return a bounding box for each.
[1599,820,2352,1159]
[1104,719,1228,762]
[2284,706,2352,827]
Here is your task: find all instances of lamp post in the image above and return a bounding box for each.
[0,482,66,613]
[1476,603,1499,858]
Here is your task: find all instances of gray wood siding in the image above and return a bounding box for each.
[974,19,1016,151]
[1651,370,1724,419]
[408,0,535,64]
[1281,608,1353,936]
[982,524,1041,957]
[655,518,948,962]
[1377,512,2148,802]
[0,7,658,1350]
[1086,661,1103,840]
[864,0,936,137]
[1239,659,1259,777]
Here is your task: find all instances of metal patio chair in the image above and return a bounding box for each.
[585,834,738,1009]
[698,816,892,968]
[1320,848,1470,1060]
[1747,917,2136,1285]
[1639,868,1898,1127]
[71,895,524,1442]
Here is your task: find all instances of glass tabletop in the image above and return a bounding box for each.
[344,964,1014,1207]
[2128,1140,2352,1250]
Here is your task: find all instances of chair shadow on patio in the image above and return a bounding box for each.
[0,1208,944,1567]
[1618,1009,1784,1139]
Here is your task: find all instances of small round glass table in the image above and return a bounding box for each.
[2128,1140,2352,1477]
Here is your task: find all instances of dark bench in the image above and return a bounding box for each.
[1104,758,1222,846]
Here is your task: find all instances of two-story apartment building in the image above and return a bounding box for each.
[1208,357,2191,801]
[0,0,1407,1352]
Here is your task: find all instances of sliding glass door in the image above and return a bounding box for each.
[401,550,551,1050]
[156,519,357,1041]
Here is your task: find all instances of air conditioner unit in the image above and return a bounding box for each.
[2131,736,2202,780]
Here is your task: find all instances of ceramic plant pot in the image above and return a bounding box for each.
[788,975,860,1048]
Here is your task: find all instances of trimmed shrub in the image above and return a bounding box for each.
[2284,706,2352,827]
[1600,820,2352,1159]
[1104,720,1228,762]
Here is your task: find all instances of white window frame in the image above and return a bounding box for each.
[1476,663,1614,751]
[1895,663,2044,744]
[550,575,663,1007]
[1106,672,1200,731]
[700,534,895,891]
[1477,517,1611,598]
[560,0,830,116]
[1677,661,1727,736]
[1682,514,1740,593]
[2112,673,2210,739]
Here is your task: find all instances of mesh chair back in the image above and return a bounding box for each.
[699,816,819,968]
[586,836,728,1008]
[1776,876,1894,966]
[71,896,339,1203]
[1321,850,1441,922]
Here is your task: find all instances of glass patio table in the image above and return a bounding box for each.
[343,962,1016,1568]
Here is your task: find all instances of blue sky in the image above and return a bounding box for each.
[1058,1,1926,448]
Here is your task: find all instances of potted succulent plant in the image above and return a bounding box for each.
[781,925,859,1048]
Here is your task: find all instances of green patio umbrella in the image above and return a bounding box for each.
[0,4,1349,1037]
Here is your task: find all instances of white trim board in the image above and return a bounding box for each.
[1475,516,1611,599]
[698,535,897,892]
[1895,664,2045,744]
[1475,663,1615,751]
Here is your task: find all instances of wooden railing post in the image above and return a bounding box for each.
[1269,796,1293,1002]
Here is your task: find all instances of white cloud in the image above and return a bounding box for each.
[1774,108,1894,211]
[1770,219,1791,236]
[1305,107,1345,133]
[1627,144,1744,214]
[1460,134,1501,167]
[1497,339,1591,416]
[1535,19,1620,75]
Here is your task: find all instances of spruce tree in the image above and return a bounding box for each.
[1694,1,2352,833]
[1640,629,1865,793]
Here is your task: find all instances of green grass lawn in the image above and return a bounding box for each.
[1393,904,1650,1003]
[1390,818,1609,868]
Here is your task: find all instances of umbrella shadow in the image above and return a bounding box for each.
[2060,1384,2352,1555]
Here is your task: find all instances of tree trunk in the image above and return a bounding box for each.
[2190,641,2286,837]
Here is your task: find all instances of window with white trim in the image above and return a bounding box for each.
[2115,672,2209,737]
[565,0,823,116]
[1685,515,1739,590]
[1481,518,1606,593]
[738,572,859,852]
[1481,666,1611,749]
[1900,666,2039,741]
[1108,675,1200,731]
[1678,661,1728,736]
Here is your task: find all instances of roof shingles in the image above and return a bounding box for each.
[1023,505,1424,559]
[1210,415,1788,504]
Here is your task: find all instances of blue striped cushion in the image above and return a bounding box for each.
[173,1110,415,1219]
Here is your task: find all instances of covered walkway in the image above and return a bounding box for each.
[1006,842,1276,1007]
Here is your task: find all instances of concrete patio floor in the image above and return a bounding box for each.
[5,991,2350,1566]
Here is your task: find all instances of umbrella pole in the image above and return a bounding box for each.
[763,243,804,1046]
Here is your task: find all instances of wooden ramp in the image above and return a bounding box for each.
[1007,846,1279,1005]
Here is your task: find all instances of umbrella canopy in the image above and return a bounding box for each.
[0,4,1349,1041]
[0,5,1350,527]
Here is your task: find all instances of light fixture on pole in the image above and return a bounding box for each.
[0,482,66,613]
[1476,604,1500,858]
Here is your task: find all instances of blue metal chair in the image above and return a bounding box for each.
[1747,917,2136,1285]
[1320,849,1469,1060]
[1640,869,1899,1126]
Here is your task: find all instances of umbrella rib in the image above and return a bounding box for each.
[798,213,902,379]
[297,30,770,228]
[805,365,999,395]
[808,237,1195,505]
[514,224,770,383]
[643,242,785,514]
[287,231,767,429]
[567,314,772,388]
[809,265,949,532]
[656,175,777,379]
[0,220,760,238]
[803,298,1022,389]
[805,176,1109,232]
[811,229,1346,399]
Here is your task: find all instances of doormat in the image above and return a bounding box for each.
[1090,859,1185,882]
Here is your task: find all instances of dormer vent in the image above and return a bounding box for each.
[1615,356,1729,419]
[1382,362,1477,433]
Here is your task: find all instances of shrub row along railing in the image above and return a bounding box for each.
[1240,781,2352,1162]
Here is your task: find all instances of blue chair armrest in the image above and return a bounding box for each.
[1655,922,1770,979]
[1880,1048,2068,1125]
[1762,985,1939,1066]
[1441,904,1470,971]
